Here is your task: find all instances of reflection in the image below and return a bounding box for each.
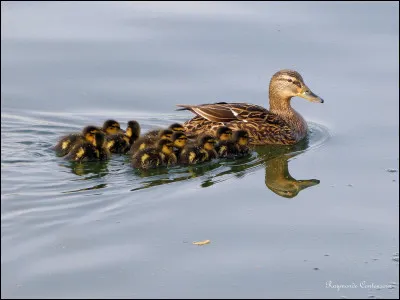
[60,160,109,178]
[130,136,320,198]
[264,155,320,198]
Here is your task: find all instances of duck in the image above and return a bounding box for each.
[65,131,111,162]
[128,129,173,155]
[144,123,185,139]
[171,131,188,159]
[53,125,101,157]
[131,139,177,169]
[176,69,324,145]
[213,126,233,153]
[217,130,251,159]
[179,135,217,165]
[106,120,141,154]
[102,119,124,135]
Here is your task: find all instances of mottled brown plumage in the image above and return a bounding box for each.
[176,70,324,145]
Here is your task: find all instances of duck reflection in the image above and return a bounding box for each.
[131,136,320,198]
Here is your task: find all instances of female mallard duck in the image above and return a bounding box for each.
[106,120,141,154]
[217,130,251,159]
[128,129,173,155]
[53,125,101,157]
[179,135,217,165]
[176,69,324,145]
[131,139,177,169]
[102,119,123,135]
[65,131,111,162]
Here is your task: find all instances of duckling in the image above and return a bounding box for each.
[65,131,111,162]
[106,120,141,154]
[144,123,185,139]
[179,135,217,165]
[171,132,188,160]
[128,129,173,155]
[53,125,101,157]
[214,126,233,153]
[132,139,177,169]
[102,119,123,135]
[217,130,251,159]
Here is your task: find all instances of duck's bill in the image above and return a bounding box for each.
[298,87,324,103]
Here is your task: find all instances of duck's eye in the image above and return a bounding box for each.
[287,79,292,83]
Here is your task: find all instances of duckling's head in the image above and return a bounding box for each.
[156,139,174,155]
[199,135,217,151]
[126,120,141,138]
[172,132,188,149]
[216,126,233,141]
[92,131,106,148]
[82,126,101,144]
[269,69,324,104]
[103,120,122,135]
[169,123,185,132]
[233,130,250,146]
[158,129,174,140]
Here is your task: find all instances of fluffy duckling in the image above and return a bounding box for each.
[179,135,217,165]
[102,119,123,135]
[214,126,233,153]
[171,132,188,160]
[65,131,111,162]
[53,125,101,157]
[132,139,177,169]
[217,130,250,159]
[144,123,185,139]
[128,129,173,155]
[106,120,141,154]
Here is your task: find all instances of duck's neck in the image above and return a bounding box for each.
[269,94,308,139]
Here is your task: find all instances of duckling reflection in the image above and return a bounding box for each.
[61,160,109,178]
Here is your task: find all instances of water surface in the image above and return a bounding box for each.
[1,2,399,299]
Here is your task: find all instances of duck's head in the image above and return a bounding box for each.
[156,139,174,155]
[126,120,141,139]
[158,129,174,140]
[199,135,217,151]
[216,126,233,141]
[232,130,250,146]
[269,69,324,104]
[82,126,102,144]
[92,131,106,148]
[172,132,188,149]
[103,120,123,135]
[169,123,185,132]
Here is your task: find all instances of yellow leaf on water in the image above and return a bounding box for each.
[192,240,211,246]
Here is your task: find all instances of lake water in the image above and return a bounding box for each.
[1,2,399,299]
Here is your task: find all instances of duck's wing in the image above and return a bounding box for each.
[176,103,268,122]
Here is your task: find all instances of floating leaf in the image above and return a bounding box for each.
[192,239,211,246]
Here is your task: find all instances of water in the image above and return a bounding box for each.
[1,2,399,299]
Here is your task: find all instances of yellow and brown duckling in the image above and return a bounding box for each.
[144,123,185,140]
[217,130,251,159]
[177,69,324,145]
[179,135,217,165]
[128,129,173,155]
[132,139,177,169]
[171,132,188,159]
[53,125,101,157]
[102,119,123,135]
[65,131,111,162]
[106,120,141,154]
[214,126,233,153]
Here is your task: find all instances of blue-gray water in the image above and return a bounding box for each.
[1,2,399,299]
